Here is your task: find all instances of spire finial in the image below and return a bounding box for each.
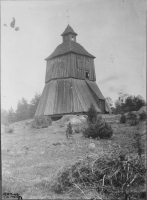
[67,10,70,24]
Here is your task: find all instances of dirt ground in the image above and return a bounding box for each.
[1,115,146,199]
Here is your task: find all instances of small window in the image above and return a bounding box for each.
[85,71,89,79]
[71,36,74,41]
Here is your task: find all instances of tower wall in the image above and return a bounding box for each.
[45,53,96,83]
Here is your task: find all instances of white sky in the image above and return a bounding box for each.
[1,0,146,110]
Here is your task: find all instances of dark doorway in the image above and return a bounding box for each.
[85,71,89,79]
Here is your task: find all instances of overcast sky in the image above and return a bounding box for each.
[1,0,146,110]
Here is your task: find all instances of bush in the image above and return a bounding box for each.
[74,126,80,133]
[87,103,97,123]
[83,115,113,139]
[66,122,73,139]
[51,154,146,199]
[127,112,139,126]
[5,125,14,133]
[120,114,126,124]
[139,111,147,121]
[132,132,144,159]
[32,115,52,128]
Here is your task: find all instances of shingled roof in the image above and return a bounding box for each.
[61,24,78,36]
[45,41,95,60]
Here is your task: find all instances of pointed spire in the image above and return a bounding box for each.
[61,24,78,36]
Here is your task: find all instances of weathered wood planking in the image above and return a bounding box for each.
[35,78,103,116]
[45,53,96,83]
[44,81,56,115]
[85,80,105,100]
[35,84,50,116]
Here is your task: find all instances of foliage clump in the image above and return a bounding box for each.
[120,114,126,124]
[32,115,52,129]
[83,115,113,139]
[66,122,73,139]
[127,112,139,126]
[114,95,145,114]
[132,131,144,160]
[87,103,97,123]
[5,125,14,133]
[139,111,147,121]
[51,154,146,199]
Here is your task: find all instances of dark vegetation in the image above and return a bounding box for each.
[87,103,97,123]
[120,114,127,124]
[66,122,73,139]
[32,115,52,129]
[83,104,113,139]
[114,95,145,114]
[51,103,146,199]
[139,111,147,121]
[4,125,14,133]
[127,112,139,126]
[51,152,146,200]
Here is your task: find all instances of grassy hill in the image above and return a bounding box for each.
[1,115,146,199]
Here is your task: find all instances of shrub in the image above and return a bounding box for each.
[139,111,147,121]
[132,132,144,160]
[127,112,139,126]
[87,103,97,123]
[66,122,73,139]
[5,125,14,133]
[83,115,113,139]
[32,115,52,128]
[51,154,146,199]
[129,119,139,126]
[74,126,80,133]
[120,114,126,124]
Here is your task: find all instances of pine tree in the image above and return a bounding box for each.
[7,107,16,123]
[15,98,29,121]
[87,103,97,123]
[29,93,41,118]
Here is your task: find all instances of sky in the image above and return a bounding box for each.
[1,0,146,110]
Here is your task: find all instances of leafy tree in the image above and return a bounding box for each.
[115,95,145,114]
[105,97,113,107]
[122,95,145,113]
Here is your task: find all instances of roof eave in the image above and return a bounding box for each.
[61,32,78,36]
[45,52,96,60]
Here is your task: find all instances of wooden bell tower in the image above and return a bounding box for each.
[35,25,111,118]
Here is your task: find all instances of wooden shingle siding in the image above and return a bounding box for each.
[44,81,56,115]
[35,25,111,117]
[72,79,101,112]
[35,84,50,116]
[35,78,102,117]
[45,53,96,83]
[53,79,72,114]
[86,80,105,100]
